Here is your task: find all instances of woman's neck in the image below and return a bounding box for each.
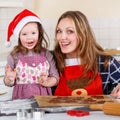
[65,58,81,66]
[66,52,78,58]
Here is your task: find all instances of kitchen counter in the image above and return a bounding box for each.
[0,111,120,120]
[0,98,119,120]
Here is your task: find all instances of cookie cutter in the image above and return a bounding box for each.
[67,110,90,117]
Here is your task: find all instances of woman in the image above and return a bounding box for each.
[53,10,120,98]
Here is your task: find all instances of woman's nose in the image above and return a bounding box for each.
[61,32,67,40]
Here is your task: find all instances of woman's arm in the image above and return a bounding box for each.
[110,83,120,98]
[99,56,120,96]
[107,57,120,98]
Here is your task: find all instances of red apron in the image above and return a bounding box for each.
[55,65,103,96]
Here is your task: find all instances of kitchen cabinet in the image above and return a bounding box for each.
[105,49,120,55]
[105,49,120,62]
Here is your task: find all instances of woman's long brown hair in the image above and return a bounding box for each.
[54,11,111,81]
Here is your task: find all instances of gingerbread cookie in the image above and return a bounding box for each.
[72,88,88,96]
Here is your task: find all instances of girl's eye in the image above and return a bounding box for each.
[32,32,36,34]
[22,33,27,36]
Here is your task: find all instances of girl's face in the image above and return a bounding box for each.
[19,22,39,50]
[56,18,79,58]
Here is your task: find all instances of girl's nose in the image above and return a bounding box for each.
[27,34,32,39]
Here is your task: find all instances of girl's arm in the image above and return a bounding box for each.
[39,50,59,87]
[45,50,60,85]
[39,72,57,87]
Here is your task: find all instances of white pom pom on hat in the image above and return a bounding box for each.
[5,9,41,47]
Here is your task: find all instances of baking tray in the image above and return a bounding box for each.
[34,95,116,108]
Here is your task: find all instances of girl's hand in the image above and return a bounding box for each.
[39,72,57,87]
[5,65,12,71]
[110,83,120,99]
[5,65,16,85]
[39,72,48,87]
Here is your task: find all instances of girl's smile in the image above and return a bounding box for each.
[19,22,39,50]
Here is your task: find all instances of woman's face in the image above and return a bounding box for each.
[56,18,79,58]
[19,22,39,50]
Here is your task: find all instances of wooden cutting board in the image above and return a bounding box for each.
[34,95,117,107]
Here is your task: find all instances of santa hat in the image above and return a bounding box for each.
[5,9,41,47]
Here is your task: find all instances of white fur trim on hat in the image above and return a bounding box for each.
[14,16,41,39]
[5,41,11,47]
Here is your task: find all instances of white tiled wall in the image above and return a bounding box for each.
[41,19,57,50]
[41,18,120,51]
[0,8,23,54]
[89,18,120,49]
[0,0,34,56]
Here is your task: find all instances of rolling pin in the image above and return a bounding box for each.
[89,102,120,116]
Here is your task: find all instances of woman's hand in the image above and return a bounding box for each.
[110,83,120,99]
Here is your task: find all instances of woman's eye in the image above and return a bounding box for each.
[67,30,74,34]
[56,29,61,33]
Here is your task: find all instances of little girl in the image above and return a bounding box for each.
[4,9,59,99]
